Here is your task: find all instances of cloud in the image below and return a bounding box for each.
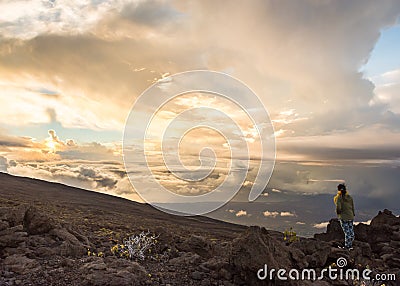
[8,160,17,167]
[0,156,8,172]
[114,176,135,195]
[56,142,120,161]
[0,0,128,39]
[263,211,279,218]
[79,166,97,178]
[0,1,400,207]
[313,222,329,229]
[120,0,184,27]
[277,125,400,162]
[48,129,64,145]
[354,220,372,226]
[0,1,399,139]
[0,128,121,163]
[95,176,118,189]
[0,132,33,148]
[235,210,247,217]
[1,129,128,194]
[268,160,400,203]
[280,211,296,217]
[369,68,400,114]
[7,159,128,194]
[263,210,296,218]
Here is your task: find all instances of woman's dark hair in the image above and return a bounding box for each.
[337,183,347,195]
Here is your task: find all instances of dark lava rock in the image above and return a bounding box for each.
[228,226,292,285]
[370,209,400,228]
[177,234,212,258]
[23,206,58,235]
[168,252,202,266]
[354,222,369,242]
[191,270,204,280]
[0,225,28,248]
[369,224,395,247]
[290,239,330,268]
[80,256,148,286]
[314,218,344,241]
[0,220,9,231]
[0,205,27,227]
[3,254,41,274]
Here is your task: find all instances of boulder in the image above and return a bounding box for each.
[0,205,27,227]
[354,241,372,258]
[201,256,229,271]
[288,247,308,268]
[0,225,27,248]
[59,240,86,257]
[176,234,212,258]
[354,222,369,242]
[314,219,344,241]
[50,227,81,244]
[23,206,58,235]
[80,256,147,286]
[0,220,9,231]
[370,209,400,228]
[168,252,202,266]
[391,231,400,241]
[3,254,40,274]
[191,270,203,280]
[228,226,292,285]
[290,239,331,268]
[368,224,393,245]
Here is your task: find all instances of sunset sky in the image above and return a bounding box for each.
[0,1,400,212]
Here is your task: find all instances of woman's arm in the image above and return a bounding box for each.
[336,196,342,214]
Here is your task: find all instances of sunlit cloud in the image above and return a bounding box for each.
[0,0,129,39]
[0,0,400,208]
[263,211,279,218]
[368,68,400,113]
[313,222,329,229]
[354,220,372,226]
[263,210,296,218]
[235,210,247,217]
[280,211,296,217]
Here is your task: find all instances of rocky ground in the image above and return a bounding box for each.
[0,173,399,285]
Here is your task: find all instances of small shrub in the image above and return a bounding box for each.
[283,227,299,244]
[111,230,166,261]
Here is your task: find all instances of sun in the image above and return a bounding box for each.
[46,140,56,152]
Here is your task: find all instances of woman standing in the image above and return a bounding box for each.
[334,183,355,250]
